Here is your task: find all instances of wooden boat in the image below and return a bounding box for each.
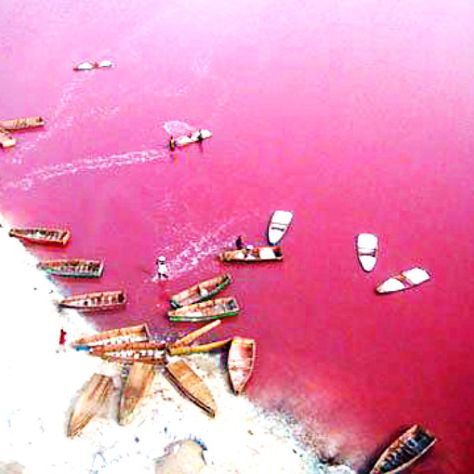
[228,337,256,394]
[67,373,113,437]
[90,341,166,364]
[268,210,293,245]
[168,297,240,323]
[376,268,430,294]
[0,116,45,130]
[356,233,378,272]
[219,246,283,262]
[165,360,216,417]
[59,290,126,311]
[0,127,16,148]
[72,324,150,349]
[118,362,155,425]
[9,227,70,246]
[170,274,232,308]
[168,338,232,356]
[171,320,222,348]
[175,129,212,147]
[38,259,104,278]
[370,425,437,474]
[74,60,113,71]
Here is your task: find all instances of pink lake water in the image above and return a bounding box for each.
[2,0,474,471]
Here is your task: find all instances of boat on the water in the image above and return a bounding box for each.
[268,210,293,245]
[219,246,283,262]
[72,324,150,349]
[0,128,16,148]
[170,274,232,308]
[356,233,379,272]
[59,290,126,311]
[175,129,212,147]
[118,362,155,425]
[0,116,45,130]
[165,359,216,417]
[228,337,256,394]
[171,320,222,348]
[9,227,70,246]
[74,60,113,71]
[90,341,166,364]
[168,297,240,323]
[376,268,430,294]
[370,424,437,474]
[38,259,104,278]
[67,373,113,437]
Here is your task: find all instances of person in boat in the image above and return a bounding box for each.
[235,235,244,250]
[245,244,255,259]
[156,256,169,280]
[169,136,176,151]
[196,129,204,141]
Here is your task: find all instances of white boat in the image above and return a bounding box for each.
[175,129,212,147]
[268,210,293,245]
[356,233,378,272]
[376,267,430,294]
[74,60,113,71]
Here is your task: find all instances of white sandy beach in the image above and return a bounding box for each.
[0,216,355,474]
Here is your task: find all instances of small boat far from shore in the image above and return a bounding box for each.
[219,246,283,263]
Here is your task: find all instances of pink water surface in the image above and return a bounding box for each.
[2,0,474,471]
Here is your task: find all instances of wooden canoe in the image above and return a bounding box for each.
[228,337,256,394]
[67,373,113,437]
[370,425,437,474]
[171,320,222,348]
[168,297,240,323]
[0,116,45,130]
[219,246,283,262]
[9,227,70,246]
[165,360,216,417]
[175,129,212,147]
[38,259,104,278]
[170,273,232,308]
[268,210,293,245]
[72,324,150,349]
[90,341,166,364]
[168,338,232,356]
[59,290,126,312]
[0,127,16,148]
[118,362,155,425]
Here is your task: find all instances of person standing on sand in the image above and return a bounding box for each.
[57,328,67,353]
[235,235,244,249]
[156,256,169,280]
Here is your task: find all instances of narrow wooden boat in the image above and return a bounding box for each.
[168,338,232,356]
[228,337,256,394]
[171,320,222,348]
[175,129,212,147]
[90,341,166,364]
[38,259,104,278]
[74,60,113,71]
[9,227,70,246]
[165,360,216,417]
[59,290,126,311]
[370,425,437,474]
[67,373,113,437]
[0,128,16,148]
[376,268,430,294]
[118,362,155,425]
[0,116,45,130]
[219,246,283,262]
[268,210,293,245]
[356,233,378,272]
[72,324,150,349]
[168,297,240,323]
[170,274,232,308]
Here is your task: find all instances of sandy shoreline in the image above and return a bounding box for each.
[0,216,354,474]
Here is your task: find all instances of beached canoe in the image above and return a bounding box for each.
[119,362,155,425]
[175,129,212,147]
[0,116,45,130]
[168,297,240,323]
[67,373,113,437]
[72,324,150,349]
[168,338,232,356]
[268,210,293,245]
[90,341,166,364]
[370,425,437,474]
[38,259,104,278]
[59,290,126,312]
[170,274,232,308]
[219,246,283,262]
[171,320,222,348]
[376,268,430,294]
[9,227,70,246]
[165,359,216,417]
[0,128,16,148]
[356,233,378,272]
[228,337,256,395]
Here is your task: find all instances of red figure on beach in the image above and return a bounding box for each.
[57,328,67,352]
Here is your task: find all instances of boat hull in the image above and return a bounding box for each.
[268,210,293,245]
[219,246,283,263]
[90,341,166,364]
[38,259,104,278]
[59,290,126,312]
[72,324,150,349]
[9,227,70,246]
[228,337,256,394]
[167,297,240,323]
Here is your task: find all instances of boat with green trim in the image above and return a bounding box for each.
[170,274,231,308]
[38,259,104,278]
[168,297,240,322]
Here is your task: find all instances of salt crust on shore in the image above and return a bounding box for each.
[0,217,355,474]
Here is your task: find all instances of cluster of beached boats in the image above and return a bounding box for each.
[0,116,45,149]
